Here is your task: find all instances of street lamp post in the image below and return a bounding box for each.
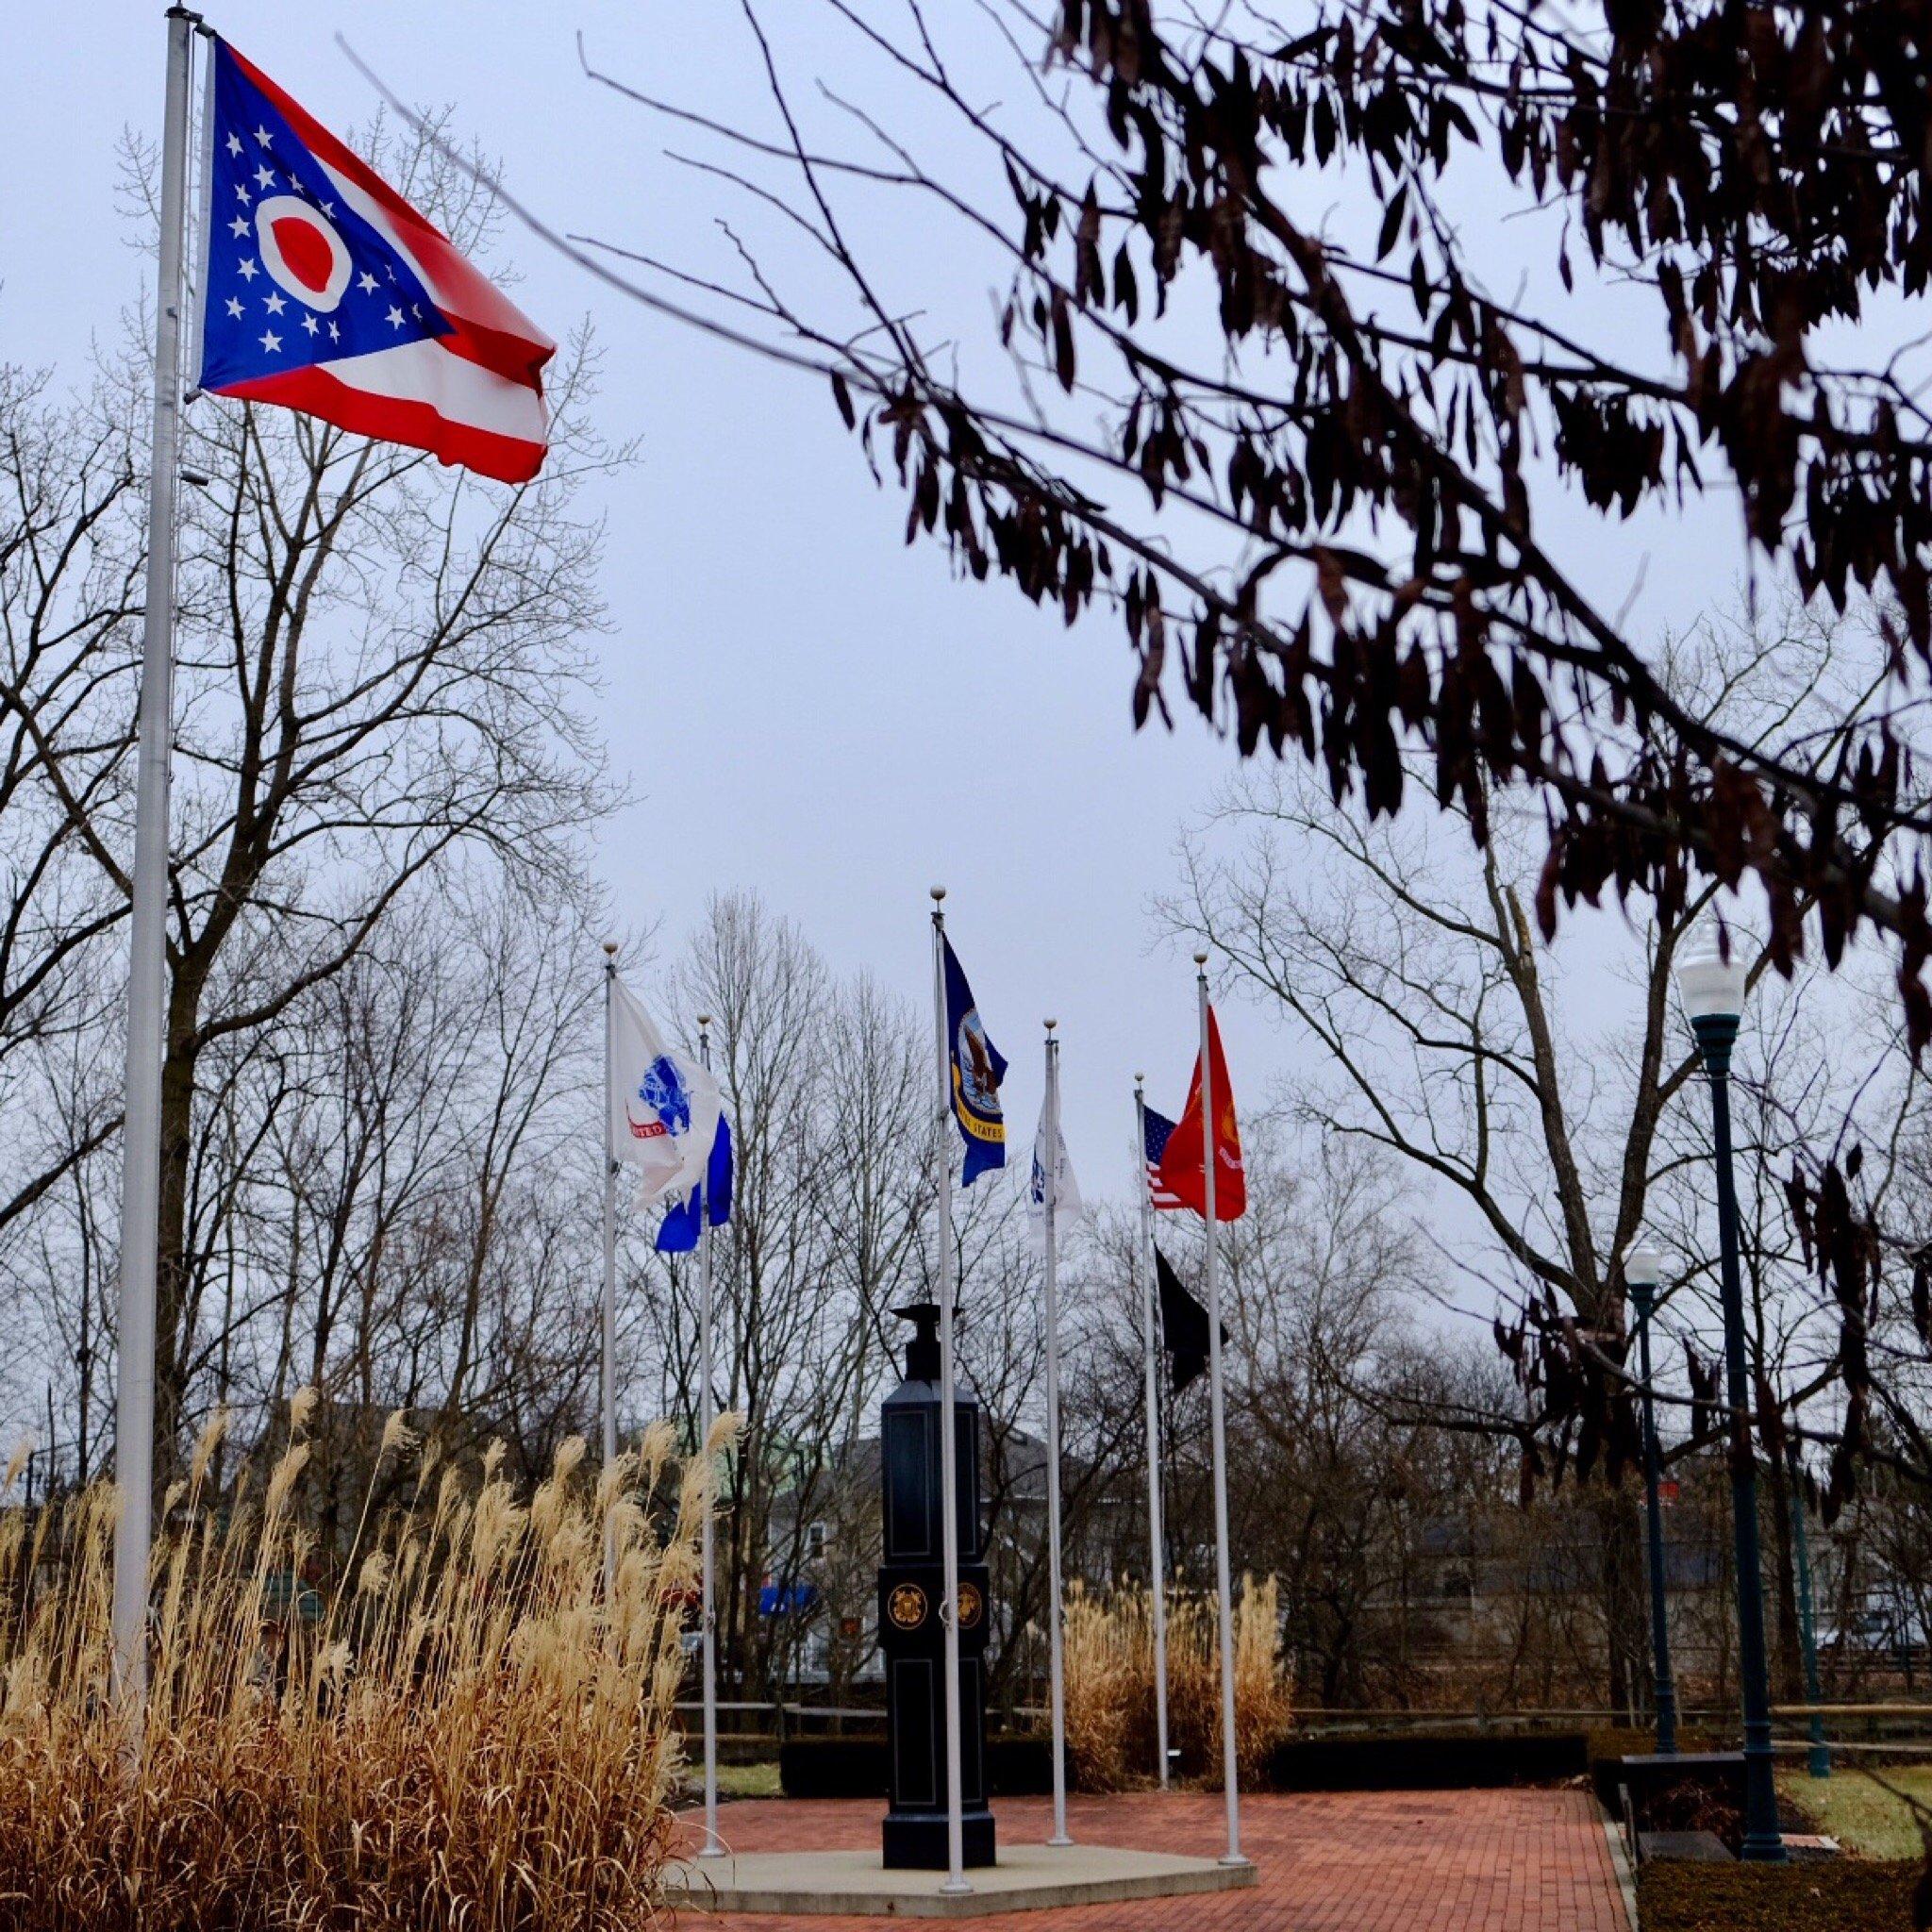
[1677,942,1786,1862]
[1625,1244,1679,1757]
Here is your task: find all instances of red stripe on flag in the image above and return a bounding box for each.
[216,365,546,484]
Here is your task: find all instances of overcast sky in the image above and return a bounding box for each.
[3,3,1743,1227]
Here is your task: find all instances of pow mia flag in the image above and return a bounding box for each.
[1154,1244,1231,1393]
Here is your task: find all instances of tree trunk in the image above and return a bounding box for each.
[1602,1485,1648,1720]
[1763,1449,1806,1701]
[150,973,204,1492]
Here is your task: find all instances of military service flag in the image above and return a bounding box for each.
[941,937,1008,1186]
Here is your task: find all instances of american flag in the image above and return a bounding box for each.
[1142,1105,1185,1209]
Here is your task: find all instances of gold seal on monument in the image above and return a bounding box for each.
[888,1582,927,1630]
[957,1581,983,1628]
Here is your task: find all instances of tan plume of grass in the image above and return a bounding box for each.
[0,1419,727,1931]
[1060,1576,1293,1790]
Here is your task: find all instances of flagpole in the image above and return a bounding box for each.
[1134,1077,1172,1790]
[928,889,969,1896]
[110,3,199,1724]
[601,942,619,1594]
[696,1013,724,1861]
[1041,1022,1072,1846]
[1196,955,1245,1867]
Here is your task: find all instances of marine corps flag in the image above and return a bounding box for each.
[1156,1005,1246,1220]
[941,936,1008,1186]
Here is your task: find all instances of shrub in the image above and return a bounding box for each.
[1060,1581,1140,1790]
[0,1401,720,1932]
[1059,1575,1293,1790]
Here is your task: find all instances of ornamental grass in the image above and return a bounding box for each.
[1059,1575,1293,1790]
[0,1398,728,1932]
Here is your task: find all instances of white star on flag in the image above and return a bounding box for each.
[259,329,281,352]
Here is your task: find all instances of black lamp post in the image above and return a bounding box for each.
[1625,1243,1679,1757]
[1678,944,1786,1862]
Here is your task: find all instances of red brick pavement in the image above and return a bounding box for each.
[673,1789,1628,1930]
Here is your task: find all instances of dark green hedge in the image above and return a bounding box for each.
[778,1734,1057,1800]
[1266,1729,1590,1790]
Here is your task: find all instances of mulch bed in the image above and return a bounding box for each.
[1639,1859,1924,1930]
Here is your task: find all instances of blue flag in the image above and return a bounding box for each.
[942,937,1007,1186]
[656,1114,733,1254]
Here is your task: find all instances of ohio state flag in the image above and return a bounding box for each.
[195,39,552,482]
[1157,1006,1246,1221]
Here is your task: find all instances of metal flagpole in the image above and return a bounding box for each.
[697,1015,725,1858]
[111,3,199,1721]
[1134,1078,1172,1790]
[1041,1022,1072,1846]
[1195,955,1246,1867]
[601,942,619,1594]
[928,889,969,1896]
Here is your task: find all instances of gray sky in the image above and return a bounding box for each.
[2,2,1735,1214]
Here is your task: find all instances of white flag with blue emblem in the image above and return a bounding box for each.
[609,980,723,1208]
[1026,1101,1087,1254]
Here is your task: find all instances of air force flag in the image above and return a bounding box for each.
[941,937,1008,1186]
[608,980,723,1208]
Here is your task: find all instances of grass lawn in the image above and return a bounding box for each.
[711,1760,783,1800]
[1639,1860,1921,1931]
[1779,1762,1932,1860]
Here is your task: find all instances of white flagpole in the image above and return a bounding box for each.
[697,1014,724,1861]
[601,942,619,1593]
[1133,1077,1172,1790]
[111,3,198,1722]
[1041,1022,1072,1846]
[928,889,969,1896]
[1195,954,1245,1866]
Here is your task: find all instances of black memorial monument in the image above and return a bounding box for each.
[876,1302,995,1869]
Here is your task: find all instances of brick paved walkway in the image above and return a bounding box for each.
[673,1789,1628,1930]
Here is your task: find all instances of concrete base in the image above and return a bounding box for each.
[664,1842,1257,1918]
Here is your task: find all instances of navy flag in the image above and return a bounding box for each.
[942,937,1008,1186]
